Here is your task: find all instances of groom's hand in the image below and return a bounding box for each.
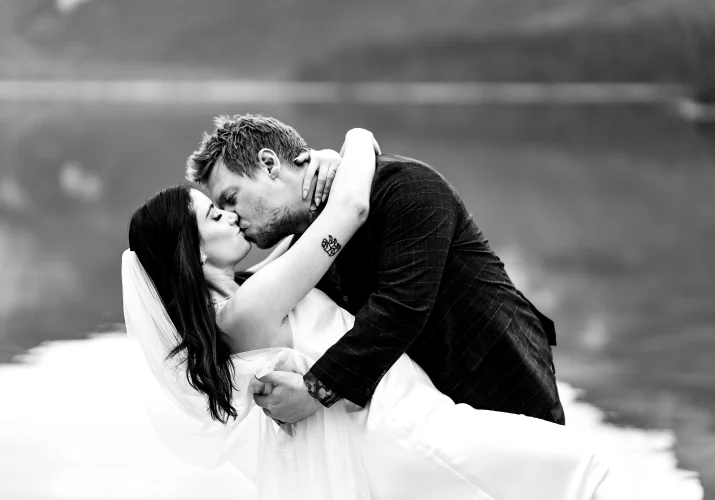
[253,371,322,424]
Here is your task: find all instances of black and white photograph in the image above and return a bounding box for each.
[0,1,713,499]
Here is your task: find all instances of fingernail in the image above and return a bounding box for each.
[303,189,307,199]
[322,194,327,203]
[315,197,320,207]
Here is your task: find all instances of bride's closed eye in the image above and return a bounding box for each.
[213,214,223,222]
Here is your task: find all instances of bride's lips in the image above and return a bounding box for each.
[238,227,251,242]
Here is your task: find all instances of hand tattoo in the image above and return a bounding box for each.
[321,235,342,257]
[304,371,341,408]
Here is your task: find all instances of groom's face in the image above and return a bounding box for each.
[206,158,304,249]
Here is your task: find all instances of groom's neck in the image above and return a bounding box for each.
[280,163,332,233]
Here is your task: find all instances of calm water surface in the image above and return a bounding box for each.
[0,101,713,494]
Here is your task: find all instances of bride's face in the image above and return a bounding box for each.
[190,189,251,268]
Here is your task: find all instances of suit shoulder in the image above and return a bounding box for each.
[377,154,431,172]
[372,154,459,206]
[375,154,447,185]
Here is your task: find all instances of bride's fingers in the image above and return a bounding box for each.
[321,163,338,203]
[294,150,311,165]
[315,159,338,206]
[248,376,273,395]
[254,391,277,410]
[253,393,268,407]
[298,150,317,200]
[248,376,262,393]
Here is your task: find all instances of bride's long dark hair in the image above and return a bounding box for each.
[128,185,237,423]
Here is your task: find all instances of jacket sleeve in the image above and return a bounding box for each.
[304,165,457,407]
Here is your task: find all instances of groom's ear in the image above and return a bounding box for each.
[258,148,281,179]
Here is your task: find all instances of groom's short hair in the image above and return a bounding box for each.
[186,114,308,183]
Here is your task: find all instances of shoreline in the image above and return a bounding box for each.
[0,80,686,105]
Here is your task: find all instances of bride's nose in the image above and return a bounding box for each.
[228,214,239,226]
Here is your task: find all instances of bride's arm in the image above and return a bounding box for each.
[222,129,376,334]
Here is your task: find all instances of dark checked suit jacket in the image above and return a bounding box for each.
[305,154,565,425]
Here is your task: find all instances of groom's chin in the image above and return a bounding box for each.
[251,226,291,249]
[254,237,277,250]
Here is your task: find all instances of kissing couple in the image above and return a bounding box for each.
[122,114,620,499]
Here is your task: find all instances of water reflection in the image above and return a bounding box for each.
[0,176,28,210]
[0,333,702,499]
[0,222,79,360]
[0,334,252,499]
[0,101,713,494]
[58,160,104,202]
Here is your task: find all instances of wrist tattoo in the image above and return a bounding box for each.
[321,235,342,257]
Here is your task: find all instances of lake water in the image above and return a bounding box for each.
[0,100,713,497]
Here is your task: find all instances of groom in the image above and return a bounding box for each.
[186,114,565,425]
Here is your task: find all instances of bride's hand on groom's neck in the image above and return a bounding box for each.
[297,130,380,210]
[297,148,342,208]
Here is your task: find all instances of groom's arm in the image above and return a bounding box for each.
[304,161,457,407]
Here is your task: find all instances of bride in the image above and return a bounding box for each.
[122,129,618,500]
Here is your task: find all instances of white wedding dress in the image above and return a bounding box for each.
[173,288,611,500]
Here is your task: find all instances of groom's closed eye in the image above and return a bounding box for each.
[218,191,236,208]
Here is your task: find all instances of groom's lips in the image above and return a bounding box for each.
[240,228,254,242]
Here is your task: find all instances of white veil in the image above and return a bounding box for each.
[121,249,371,500]
[122,249,260,469]
[122,249,209,421]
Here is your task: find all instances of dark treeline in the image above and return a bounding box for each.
[300,13,715,88]
[0,0,713,91]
